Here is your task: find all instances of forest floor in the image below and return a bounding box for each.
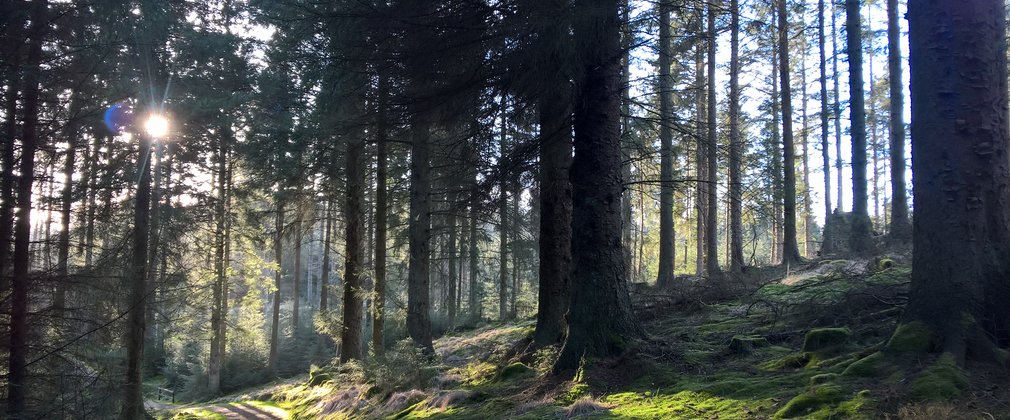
[157,252,1010,419]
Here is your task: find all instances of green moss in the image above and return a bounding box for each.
[497,362,533,381]
[307,365,332,386]
[802,328,851,352]
[604,390,774,419]
[910,353,968,401]
[760,352,812,371]
[774,384,844,418]
[886,322,932,353]
[557,382,590,405]
[809,373,839,385]
[728,335,770,354]
[842,352,890,377]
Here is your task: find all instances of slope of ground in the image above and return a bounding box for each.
[157,254,1010,419]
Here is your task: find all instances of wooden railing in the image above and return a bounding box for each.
[156,387,176,404]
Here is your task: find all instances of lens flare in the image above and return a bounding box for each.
[102,103,132,134]
[145,114,169,138]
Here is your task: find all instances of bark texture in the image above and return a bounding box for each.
[846,0,874,254]
[778,0,802,264]
[886,0,909,242]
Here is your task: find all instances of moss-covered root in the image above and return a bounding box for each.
[802,328,851,353]
[885,322,932,353]
[910,353,968,401]
[775,385,869,419]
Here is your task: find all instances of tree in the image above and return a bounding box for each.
[898,0,1010,364]
[531,0,573,347]
[886,0,909,241]
[727,0,744,272]
[656,0,677,283]
[268,199,284,375]
[554,0,645,372]
[372,72,389,356]
[846,0,873,254]
[8,1,46,417]
[705,0,720,275]
[818,0,832,225]
[778,0,802,264]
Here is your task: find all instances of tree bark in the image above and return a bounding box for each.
[705,0,720,275]
[818,0,833,228]
[657,0,677,282]
[341,121,365,363]
[268,199,283,375]
[886,0,909,241]
[407,111,434,353]
[846,0,873,254]
[832,3,844,211]
[770,22,783,264]
[728,0,744,272]
[532,7,573,344]
[694,7,707,275]
[498,95,510,322]
[468,194,481,325]
[554,0,645,372]
[372,73,388,355]
[0,2,23,286]
[778,0,803,264]
[901,0,1010,363]
[8,2,44,416]
[320,200,332,311]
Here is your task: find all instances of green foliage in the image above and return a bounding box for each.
[802,328,851,352]
[910,353,968,401]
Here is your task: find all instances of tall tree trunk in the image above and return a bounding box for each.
[705,1,720,275]
[533,5,573,343]
[292,203,303,330]
[620,0,634,283]
[0,6,23,286]
[56,95,83,315]
[407,111,434,353]
[886,0,909,241]
[498,95,510,322]
[778,0,803,264]
[554,0,645,372]
[8,2,44,416]
[320,200,332,311]
[694,11,707,276]
[268,199,284,375]
[341,124,365,363]
[900,0,1010,363]
[207,129,230,395]
[468,197,481,325]
[446,197,458,328]
[846,0,873,253]
[770,24,783,264]
[832,3,844,211]
[818,0,833,227]
[728,0,744,272]
[657,0,677,282]
[800,9,814,258]
[372,74,388,355]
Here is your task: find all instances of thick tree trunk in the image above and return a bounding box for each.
[620,0,634,284]
[705,1,720,275]
[207,132,229,396]
[121,133,153,420]
[656,0,676,282]
[901,0,1010,363]
[800,21,814,258]
[8,2,44,416]
[846,0,873,254]
[694,14,707,276]
[268,200,283,375]
[728,0,744,272]
[778,0,803,264]
[341,125,365,363]
[407,111,434,353]
[0,6,23,286]
[886,0,909,242]
[554,0,645,372]
[532,17,573,345]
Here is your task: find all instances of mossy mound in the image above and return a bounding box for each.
[761,352,812,371]
[910,353,968,401]
[809,373,839,385]
[556,382,590,405]
[728,335,770,354]
[775,384,845,418]
[842,352,889,377]
[802,328,851,352]
[496,362,533,381]
[886,322,932,353]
